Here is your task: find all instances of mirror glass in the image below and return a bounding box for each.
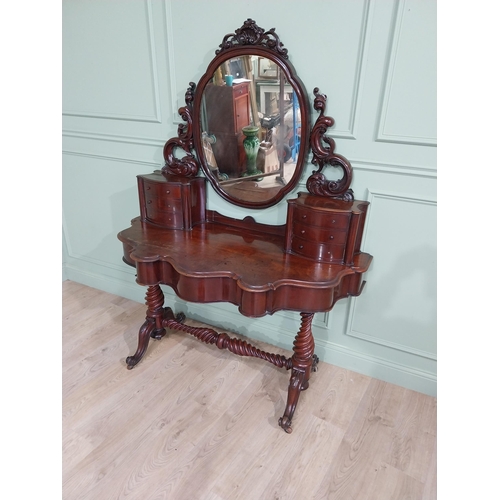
[199,55,303,205]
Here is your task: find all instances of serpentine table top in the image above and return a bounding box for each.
[118,214,372,318]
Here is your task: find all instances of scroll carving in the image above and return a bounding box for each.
[307,88,354,201]
[216,18,288,59]
[162,82,200,177]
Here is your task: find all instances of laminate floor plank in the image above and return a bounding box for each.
[62,281,121,335]
[142,369,278,500]
[62,281,437,500]
[309,365,372,430]
[367,462,425,500]
[311,379,408,499]
[206,366,299,499]
[88,360,272,500]
[262,417,345,500]
[62,280,104,312]
[422,437,437,499]
[387,388,437,482]
[63,340,233,495]
[62,300,143,366]
[62,338,202,481]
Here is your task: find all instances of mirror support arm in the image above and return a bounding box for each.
[162,82,200,178]
[307,88,354,201]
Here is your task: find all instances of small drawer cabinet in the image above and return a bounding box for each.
[137,171,206,229]
[285,192,369,265]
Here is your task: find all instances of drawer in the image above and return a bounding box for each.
[143,182,182,200]
[145,196,182,212]
[292,220,348,244]
[145,205,184,228]
[290,235,345,263]
[293,205,350,230]
[233,84,248,97]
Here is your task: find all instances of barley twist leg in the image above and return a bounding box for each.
[126,285,168,369]
[278,312,316,433]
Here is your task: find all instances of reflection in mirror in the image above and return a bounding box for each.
[200,55,301,203]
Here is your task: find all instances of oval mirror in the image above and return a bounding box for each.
[192,22,310,209]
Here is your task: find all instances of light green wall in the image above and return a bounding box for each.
[62,0,436,395]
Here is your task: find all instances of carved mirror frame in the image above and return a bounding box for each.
[162,19,354,209]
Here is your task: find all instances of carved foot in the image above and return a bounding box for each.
[278,312,316,432]
[278,416,293,434]
[126,356,139,369]
[126,319,155,369]
[279,368,306,433]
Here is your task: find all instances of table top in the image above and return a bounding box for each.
[118,217,372,317]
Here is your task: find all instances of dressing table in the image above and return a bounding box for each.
[118,19,372,433]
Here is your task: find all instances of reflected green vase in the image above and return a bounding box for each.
[242,125,262,179]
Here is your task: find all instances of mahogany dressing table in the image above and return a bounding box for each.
[118,20,372,433]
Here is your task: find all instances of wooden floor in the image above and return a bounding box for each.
[62,280,437,500]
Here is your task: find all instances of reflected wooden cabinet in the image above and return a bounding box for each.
[204,81,251,177]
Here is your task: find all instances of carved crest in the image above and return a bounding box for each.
[307,88,354,201]
[216,18,288,59]
[162,82,200,177]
